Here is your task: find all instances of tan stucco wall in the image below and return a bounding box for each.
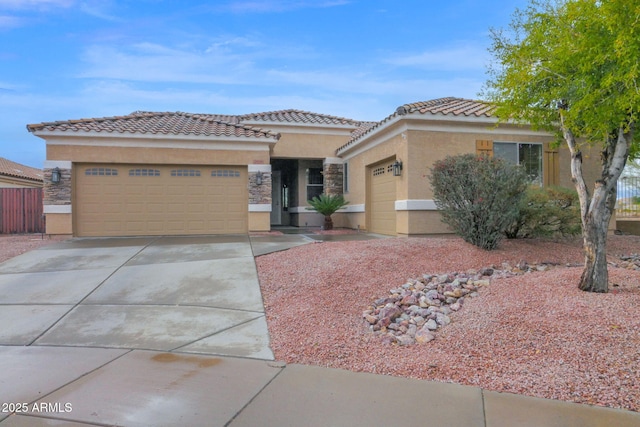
[343,131,407,207]
[47,144,270,165]
[406,128,556,199]
[332,211,363,229]
[248,212,270,232]
[617,218,640,235]
[0,177,42,188]
[271,132,351,159]
[341,120,559,235]
[396,211,452,236]
[557,143,601,190]
[291,211,324,227]
[46,213,72,235]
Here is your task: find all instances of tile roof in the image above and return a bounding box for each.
[395,97,495,117]
[337,98,497,154]
[27,111,280,140]
[0,157,43,182]
[350,121,379,140]
[238,109,363,127]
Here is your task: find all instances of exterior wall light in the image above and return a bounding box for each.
[392,160,403,177]
[256,171,263,185]
[51,167,61,184]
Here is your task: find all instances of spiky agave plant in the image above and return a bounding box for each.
[305,194,349,230]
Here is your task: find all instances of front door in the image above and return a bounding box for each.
[270,171,282,225]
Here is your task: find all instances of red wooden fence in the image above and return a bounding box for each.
[0,188,44,234]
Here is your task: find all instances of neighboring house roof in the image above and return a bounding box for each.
[27,111,280,140]
[0,157,43,182]
[336,97,497,154]
[238,109,363,127]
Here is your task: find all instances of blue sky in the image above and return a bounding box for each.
[1,0,529,168]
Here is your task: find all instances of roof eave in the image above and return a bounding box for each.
[29,129,279,144]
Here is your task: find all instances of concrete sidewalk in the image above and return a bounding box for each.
[0,233,638,426]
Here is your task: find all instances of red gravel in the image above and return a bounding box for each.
[256,235,640,412]
[0,234,69,263]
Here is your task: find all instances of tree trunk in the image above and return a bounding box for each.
[560,116,632,293]
[323,215,333,230]
[579,211,610,292]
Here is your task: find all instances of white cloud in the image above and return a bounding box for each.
[0,14,21,28]
[79,0,122,22]
[79,43,256,84]
[0,0,74,10]
[216,0,350,13]
[386,43,490,72]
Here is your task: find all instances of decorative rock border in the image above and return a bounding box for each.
[362,261,570,346]
[364,256,638,346]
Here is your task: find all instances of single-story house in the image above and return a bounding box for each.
[27,97,604,237]
[0,157,43,188]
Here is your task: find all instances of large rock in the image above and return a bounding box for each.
[425,319,438,330]
[415,326,436,343]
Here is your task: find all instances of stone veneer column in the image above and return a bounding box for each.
[323,157,344,196]
[43,161,72,209]
[248,164,272,232]
[43,160,73,235]
[248,164,272,206]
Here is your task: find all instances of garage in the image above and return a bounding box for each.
[368,160,397,235]
[75,163,248,237]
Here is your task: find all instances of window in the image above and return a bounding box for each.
[343,162,349,193]
[372,166,385,176]
[85,167,118,176]
[494,142,542,186]
[282,184,289,210]
[129,169,160,176]
[211,169,241,177]
[171,169,201,177]
[306,168,323,200]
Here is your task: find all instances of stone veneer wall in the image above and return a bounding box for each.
[249,171,272,205]
[43,167,71,206]
[323,163,343,196]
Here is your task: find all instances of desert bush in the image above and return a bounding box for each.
[306,193,349,230]
[505,186,581,238]
[430,154,528,250]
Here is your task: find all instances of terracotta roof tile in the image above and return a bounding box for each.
[27,112,279,140]
[395,97,495,117]
[0,157,43,182]
[337,97,497,154]
[350,121,378,140]
[239,109,363,127]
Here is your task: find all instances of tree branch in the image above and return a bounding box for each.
[560,112,589,221]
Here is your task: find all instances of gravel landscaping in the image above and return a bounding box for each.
[256,235,640,413]
[0,234,69,263]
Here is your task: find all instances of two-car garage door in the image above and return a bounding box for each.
[75,164,247,237]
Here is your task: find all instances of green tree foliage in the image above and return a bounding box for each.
[505,186,581,239]
[306,193,349,230]
[483,0,640,292]
[430,154,528,250]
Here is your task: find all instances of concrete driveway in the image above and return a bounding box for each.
[2,233,639,427]
[0,235,273,359]
[0,234,289,426]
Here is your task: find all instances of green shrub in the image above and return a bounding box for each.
[505,186,582,239]
[430,154,528,250]
[306,193,349,230]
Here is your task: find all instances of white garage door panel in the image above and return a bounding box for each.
[75,164,248,237]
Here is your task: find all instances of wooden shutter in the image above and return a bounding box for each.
[543,143,559,187]
[476,140,493,157]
